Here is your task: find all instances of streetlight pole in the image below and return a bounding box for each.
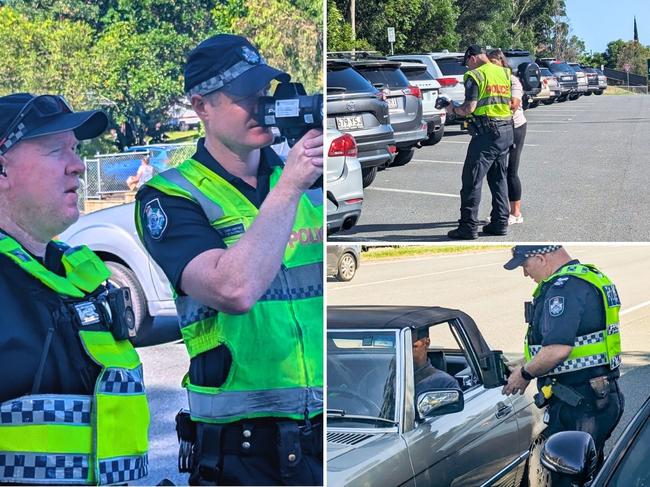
[351,0,356,54]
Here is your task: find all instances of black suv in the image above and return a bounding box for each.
[327,59,396,187]
[502,49,541,109]
[350,58,427,167]
[536,59,578,102]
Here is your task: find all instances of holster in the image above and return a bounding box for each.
[175,409,198,475]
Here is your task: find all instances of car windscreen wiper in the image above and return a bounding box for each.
[327,86,347,94]
[327,409,397,426]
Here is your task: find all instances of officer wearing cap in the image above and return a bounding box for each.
[135,34,323,485]
[502,245,624,472]
[0,94,149,484]
[446,44,514,240]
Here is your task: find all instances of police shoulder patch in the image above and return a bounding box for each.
[547,296,565,317]
[144,198,168,240]
[553,277,570,288]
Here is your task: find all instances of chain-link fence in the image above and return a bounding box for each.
[79,142,197,213]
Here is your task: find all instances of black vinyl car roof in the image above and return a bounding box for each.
[328,305,493,356]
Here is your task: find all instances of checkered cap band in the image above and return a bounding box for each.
[99,367,145,394]
[522,245,561,258]
[98,454,148,485]
[0,452,89,484]
[0,396,91,426]
[187,59,265,96]
[0,122,26,153]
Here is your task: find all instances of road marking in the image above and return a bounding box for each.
[528,120,571,124]
[329,261,502,290]
[368,187,460,198]
[529,114,574,118]
[412,159,464,165]
[441,140,470,144]
[621,300,650,316]
[527,130,568,133]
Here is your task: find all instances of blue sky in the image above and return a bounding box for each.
[565,0,649,53]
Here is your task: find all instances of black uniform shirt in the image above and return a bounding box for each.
[136,138,282,291]
[464,76,479,101]
[136,140,284,388]
[529,260,619,385]
[0,232,100,403]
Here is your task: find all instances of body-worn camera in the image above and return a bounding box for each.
[71,287,136,341]
[257,82,323,147]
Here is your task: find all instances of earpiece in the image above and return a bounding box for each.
[0,164,6,177]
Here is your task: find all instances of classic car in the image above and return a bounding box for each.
[327,305,544,486]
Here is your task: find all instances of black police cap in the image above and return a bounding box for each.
[463,44,485,65]
[503,245,563,270]
[183,34,290,97]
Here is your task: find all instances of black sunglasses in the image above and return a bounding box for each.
[0,95,73,155]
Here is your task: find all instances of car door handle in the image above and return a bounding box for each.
[495,402,513,419]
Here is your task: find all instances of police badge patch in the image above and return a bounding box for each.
[548,296,565,317]
[144,198,168,240]
[241,46,260,64]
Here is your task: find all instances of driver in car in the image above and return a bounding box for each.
[413,335,460,397]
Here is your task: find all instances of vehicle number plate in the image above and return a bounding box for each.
[387,97,399,109]
[423,91,434,101]
[562,76,572,81]
[336,115,364,130]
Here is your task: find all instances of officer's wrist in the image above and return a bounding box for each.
[520,366,535,381]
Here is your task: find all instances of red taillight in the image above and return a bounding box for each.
[344,198,363,205]
[388,145,397,154]
[543,79,548,86]
[404,85,422,98]
[328,133,357,157]
[437,77,458,87]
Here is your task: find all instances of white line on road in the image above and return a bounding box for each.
[528,114,574,118]
[329,261,502,290]
[412,159,463,165]
[621,300,650,316]
[441,140,470,144]
[528,120,571,124]
[527,130,568,133]
[368,187,460,198]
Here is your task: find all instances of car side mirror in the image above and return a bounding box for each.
[416,389,464,418]
[541,431,597,485]
[479,350,509,388]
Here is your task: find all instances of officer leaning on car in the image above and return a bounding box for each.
[503,245,624,469]
[445,44,514,240]
[135,34,324,486]
[0,94,150,484]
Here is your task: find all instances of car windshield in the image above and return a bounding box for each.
[327,65,377,94]
[355,66,409,89]
[548,62,573,73]
[506,55,534,71]
[327,330,398,427]
[608,414,650,485]
[540,68,553,76]
[435,57,467,76]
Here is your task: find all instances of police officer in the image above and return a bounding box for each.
[0,94,149,484]
[446,44,514,240]
[502,245,624,472]
[135,34,323,486]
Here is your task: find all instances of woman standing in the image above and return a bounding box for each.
[488,49,527,225]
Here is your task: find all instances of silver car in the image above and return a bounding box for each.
[328,306,542,486]
[327,128,363,235]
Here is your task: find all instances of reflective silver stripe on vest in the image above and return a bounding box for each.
[468,69,485,84]
[188,387,323,421]
[0,452,90,485]
[98,454,148,485]
[529,330,611,374]
[304,188,323,207]
[162,168,226,222]
[176,295,217,329]
[476,96,511,108]
[0,395,91,426]
[260,262,323,302]
[99,366,145,395]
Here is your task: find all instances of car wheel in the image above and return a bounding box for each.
[421,125,445,146]
[336,252,357,281]
[361,167,377,188]
[529,100,540,109]
[522,96,531,110]
[595,90,603,95]
[391,148,415,167]
[557,95,568,102]
[541,99,555,105]
[106,261,153,342]
[568,94,579,101]
[584,91,592,96]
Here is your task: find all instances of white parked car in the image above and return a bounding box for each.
[327,128,363,235]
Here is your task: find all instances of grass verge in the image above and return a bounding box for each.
[361,245,510,261]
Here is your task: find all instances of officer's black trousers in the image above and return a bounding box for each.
[458,123,514,232]
[544,380,625,466]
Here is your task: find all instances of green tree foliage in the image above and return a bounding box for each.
[615,40,650,76]
[327,0,354,51]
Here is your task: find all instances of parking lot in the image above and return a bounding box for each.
[329,95,650,242]
[328,245,650,455]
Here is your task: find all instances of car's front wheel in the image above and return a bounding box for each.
[106,261,153,343]
[336,252,358,281]
[362,167,377,187]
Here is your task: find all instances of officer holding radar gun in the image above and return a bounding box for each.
[136,34,324,485]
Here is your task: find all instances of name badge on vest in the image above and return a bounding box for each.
[216,223,245,239]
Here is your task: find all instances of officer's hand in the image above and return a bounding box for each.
[502,367,530,396]
[505,357,525,372]
[445,103,455,116]
[279,129,323,193]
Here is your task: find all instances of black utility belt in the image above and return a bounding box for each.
[491,119,514,127]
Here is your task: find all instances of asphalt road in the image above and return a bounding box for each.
[327,245,650,455]
[329,94,650,242]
